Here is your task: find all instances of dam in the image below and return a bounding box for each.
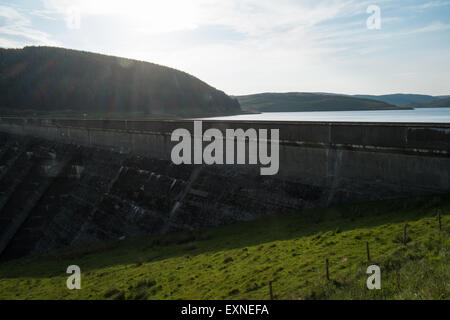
[0,117,449,261]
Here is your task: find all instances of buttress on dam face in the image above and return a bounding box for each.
[0,117,449,261]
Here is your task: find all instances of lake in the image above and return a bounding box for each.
[203,107,450,123]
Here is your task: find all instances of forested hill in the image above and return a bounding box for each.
[409,97,450,108]
[353,94,437,106]
[0,46,241,118]
[235,92,408,112]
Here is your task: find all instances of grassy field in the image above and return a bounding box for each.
[0,195,449,300]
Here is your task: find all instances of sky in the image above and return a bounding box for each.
[0,0,449,96]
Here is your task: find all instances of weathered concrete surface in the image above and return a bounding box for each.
[0,133,323,261]
[1,118,449,193]
[0,118,449,260]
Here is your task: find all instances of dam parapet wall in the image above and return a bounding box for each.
[1,117,449,195]
[1,117,450,151]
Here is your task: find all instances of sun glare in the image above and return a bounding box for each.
[53,0,202,34]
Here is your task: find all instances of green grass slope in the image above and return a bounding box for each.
[235,92,410,112]
[0,195,449,300]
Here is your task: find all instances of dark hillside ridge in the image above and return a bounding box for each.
[235,92,408,112]
[0,46,241,118]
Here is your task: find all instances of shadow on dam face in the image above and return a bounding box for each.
[0,118,449,260]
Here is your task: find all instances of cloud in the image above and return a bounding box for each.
[43,0,201,33]
[410,21,450,33]
[41,0,384,35]
[0,5,58,47]
[65,6,81,30]
[415,1,450,9]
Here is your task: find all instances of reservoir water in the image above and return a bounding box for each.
[204,107,450,123]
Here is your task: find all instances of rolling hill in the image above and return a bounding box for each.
[353,94,437,106]
[235,92,409,112]
[409,97,450,108]
[0,46,241,118]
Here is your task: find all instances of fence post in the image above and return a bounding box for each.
[269,281,273,300]
[438,209,442,232]
[366,241,370,262]
[326,258,330,281]
[403,224,408,245]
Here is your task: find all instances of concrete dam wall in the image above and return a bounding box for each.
[0,117,449,260]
